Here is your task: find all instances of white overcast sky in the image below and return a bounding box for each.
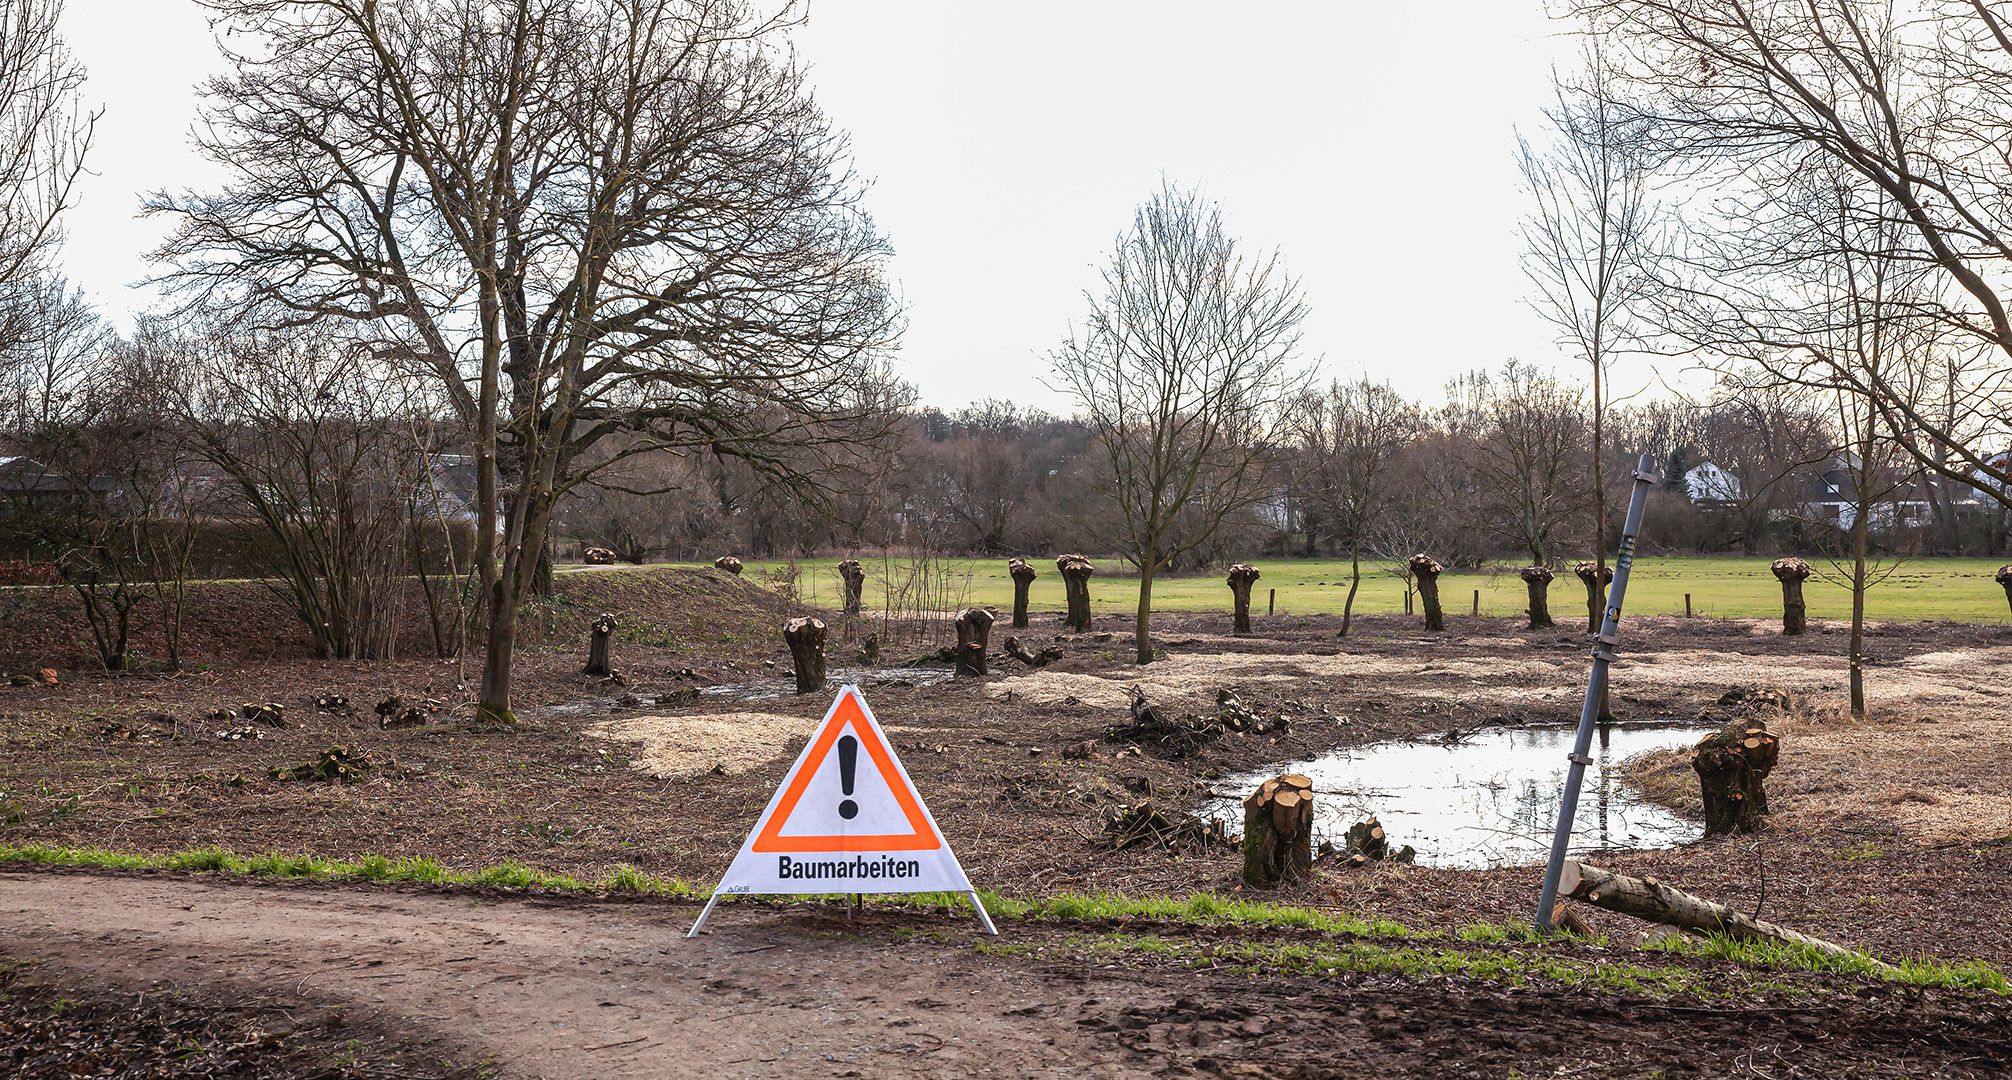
[55,1,1673,413]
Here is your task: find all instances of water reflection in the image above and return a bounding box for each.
[1198,724,1709,869]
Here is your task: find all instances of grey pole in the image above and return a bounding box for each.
[1534,454,1659,934]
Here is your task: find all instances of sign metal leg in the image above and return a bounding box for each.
[685,893,723,938]
[966,890,999,936]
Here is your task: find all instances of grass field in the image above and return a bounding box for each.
[593,554,2012,625]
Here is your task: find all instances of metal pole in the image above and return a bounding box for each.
[1534,454,1659,934]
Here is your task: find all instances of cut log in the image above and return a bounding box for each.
[1008,558,1037,629]
[713,555,743,576]
[782,616,827,693]
[1408,554,1445,632]
[1003,636,1063,667]
[954,607,994,677]
[1519,565,1555,629]
[583,613,617,677]
[1771,557,1811,635]
[582,546,616,565]
[1241,773,1314,887]
[837,559,865,617]
[1056,554,1095,632]
[1560,860,1885,966]
[1226,563,1261,635]
[1692,718,1779,835]
[1573,561,1613,633]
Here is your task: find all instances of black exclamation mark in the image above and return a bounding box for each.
[837,735,858,819]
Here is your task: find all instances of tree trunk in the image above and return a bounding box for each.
[1520,565,1555,628]
[714,555,743,575]
[1560,861,1880,964]
[582,613,616,677]
[1056,553,1094,632]
[1572,561,1612,633]
[477,576,519,723]
[954,607,993,676]
[1008,557,1036,629]
[783,616,827,693]
[1692,719,1779,836]
[1240,774,1314,888]
[1996,564,2011,614]
[1771,557,1811,635]
[1134,563,1155,664]
[1226,563,1260,635]
[1408,554,1445,632]
[837,559,865,616]
[1340,537,1362,638]
[1850,514,1870,718]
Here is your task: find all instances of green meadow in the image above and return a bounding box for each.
[634,555,2012,625]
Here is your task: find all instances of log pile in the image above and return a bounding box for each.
[583,546,616,565]
[1692,716,1779,835]
[1056,553,1096,632]
[782,616,827,693]
[1771,557,1812,634]
[954,607,993,676]
[1226,563,1261,635]
[1573,561,1613,632]
[1106,686,1224,759]
[1342,815,1416,866]
[1097,800,1228,852]
[1009,557,1037,628]
[582,613,617,677]
[271,745,378,784]
[837,559,865,616]
[713,555,743,575]
[1519,565,1555,628]
[1408,554,1446,631]
[1241,774,1314,887]
[1003,636,1062,667]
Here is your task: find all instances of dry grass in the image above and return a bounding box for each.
[588,712,819,777]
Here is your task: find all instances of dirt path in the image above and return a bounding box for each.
[0,872,1134,1079]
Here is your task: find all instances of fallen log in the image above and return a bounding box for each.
[1560,860,1886,966]
[1003,636,1063,667]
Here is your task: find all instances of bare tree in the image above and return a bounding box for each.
[0,0,94,353]
[1299,378,1419,636]
[1519,37,1661,604]
[153,0,904,720]
[1467,362,1590,566]
[1050,183,1311,664]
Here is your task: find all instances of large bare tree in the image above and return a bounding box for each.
[0,0,93,354]
[153,0,903,720]
[1298,378,1419,637]
[1050,183,1310,664]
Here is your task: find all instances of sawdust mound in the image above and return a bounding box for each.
[986,651,1565,711]
[590,712,818,777]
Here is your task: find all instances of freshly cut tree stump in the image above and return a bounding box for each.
[1008,558,1037,629]
[1520,565,1555,628]
[1056,554,1096,632]
[1341,815,1416,865]
[1771,557,1812,635]
[1226,563,1261,635]
[583,613,617,677]
[954,607,994,676]
[857,633,880,665]
[1560,860,1879,964]
[782,617,828,693]
[837,559,865,616]
[1999,565,2012,614]
[1573,561,1613,632]
[1004,636,1062,667]
[1692,718,1779,835]
[714,555,743,576]
[582,546,616,565]
[1241,774,1315,888]
[1408,554,1446,632]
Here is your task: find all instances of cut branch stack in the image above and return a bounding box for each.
[1107,686,1225,758]
[1241,773,1314,888]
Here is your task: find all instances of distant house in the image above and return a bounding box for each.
[1682,462,1744,505]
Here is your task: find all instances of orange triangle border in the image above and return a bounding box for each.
[750,687,943,853]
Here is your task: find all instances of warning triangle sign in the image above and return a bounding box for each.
[703,684,979,898]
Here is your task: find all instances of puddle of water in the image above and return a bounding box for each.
[1198,724,1711,869]
[698,666,956,701]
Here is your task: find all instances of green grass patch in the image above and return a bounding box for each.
[1645,932,2009,992]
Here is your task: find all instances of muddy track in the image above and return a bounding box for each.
[4,871,2009,1078]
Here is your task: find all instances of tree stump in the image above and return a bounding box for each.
[1056,553,1095,632]
[1408,554,1445,632]
[714,555,743,576]
[1241,774,1314,888]
[583,546,616,565]
[1996,564,2012,613]
[1573,561,1613,632]
[1008,558,1037,629]
[1771,557,1811,635]
[954,607,994,676]
[1520,565,1555,628]
[837,559,865,616]
[583,613,616,677]
[1692,718,1779,835]
[782,616,827,693]
[1226,563,1261,635]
